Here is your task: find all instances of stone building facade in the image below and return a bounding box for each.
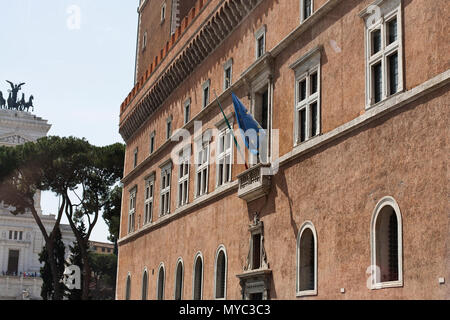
[117,0,449,300]
[0,109,76,300]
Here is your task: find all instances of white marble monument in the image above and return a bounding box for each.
[0,109,76,300]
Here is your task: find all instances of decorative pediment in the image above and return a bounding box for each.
[0,134,31,145]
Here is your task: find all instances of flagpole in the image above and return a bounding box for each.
[213,90,248,170]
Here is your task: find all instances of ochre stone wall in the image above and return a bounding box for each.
[117,0,450,300]
[117,86,449,299]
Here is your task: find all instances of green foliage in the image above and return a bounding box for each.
[102,185,122,247]
[89,252,118,300]
[38,228,66,300]
[0,136,125,300]
[66,223,87,300]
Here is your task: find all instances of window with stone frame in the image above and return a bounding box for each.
[216,127,233,187]
[157,264,165,300]
[161,2,166,23]
[301,0,313,22]
[296,222,317,296]
[125,274,131,300]
[177,150,190,207]
[193,253,203,300]
[166,115,173,140]
[291,46,321,146]
[160,161,172,216]
[128,188,137,233]
[133,147,139,168]
[142,31,147,51]
[195,138,210,197]
[223,59,233,91]
[174,259,184,300]
[361,0,403,108]
[144,174,155,225]
[215,246,227,299]
[150,131,156,154]
[202,79,210,109]
[142,269,148,300]
[184,98,191,125]
[370,197,403,289]
[255,26,266,59]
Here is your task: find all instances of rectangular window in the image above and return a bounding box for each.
[302,0,313,21]
[161,2,166,22]
[142,32,147,51]
[295,66,320,145]
[255,26,266,59]
[178,153,190,207]
[257,35,265,58]
[196,142,209,197]
[363,1,402,107]
[388,52,399,95]
[387,17,398,45]
[166,116,172,140]
[224,60,233,91]
[372,62,383,103]
[252,233,261,270]
[144,176,154,224]
[217,129,233,187]
[160,164,172,216]
[9,230,12,240]
[371,29,382,55]
[19,231,23,241]
[7,250,19,275]
[128,189,136,233]
[14,231,18,240]
[133,148,138,168]
[150,131,155,154]
[202,80,210,109]
[184,99,191,125]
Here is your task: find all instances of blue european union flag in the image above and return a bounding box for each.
[232,92,265,155]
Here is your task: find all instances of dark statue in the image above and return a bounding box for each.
[0,80,34,112]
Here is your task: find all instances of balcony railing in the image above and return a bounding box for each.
[237,163,272,202]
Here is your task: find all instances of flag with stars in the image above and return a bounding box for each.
[231,92,265,155]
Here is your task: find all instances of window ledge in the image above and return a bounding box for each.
[365,90,405,111]
[371,280,403,290]
[296,290,317,297]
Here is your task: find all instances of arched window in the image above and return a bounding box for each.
[296,222,317,296]
[214,246,227,299]
[192,252,203,300]
[142,269,148,300]
[371,197,403,289]
[174,258,184,300]
[125,273,131,300]
[156,263,165,300]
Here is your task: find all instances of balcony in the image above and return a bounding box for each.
[237,163,272,202]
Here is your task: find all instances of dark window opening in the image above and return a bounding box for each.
[388,52,399,96]
[7,250,19,275]
[372,62,382,103]
[175,263,183,300]
[252,234,261,270]
[216,251,226,299]
[299,229,315,291]
[303,0,312,20]
[193,258,203,300]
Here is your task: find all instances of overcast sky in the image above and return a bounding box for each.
[0,0,138,242]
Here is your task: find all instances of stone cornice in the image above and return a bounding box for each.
[119,0,267,141]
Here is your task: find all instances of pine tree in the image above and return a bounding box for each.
[38,227,66,300]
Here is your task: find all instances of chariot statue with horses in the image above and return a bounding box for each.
[0,80,35,112]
